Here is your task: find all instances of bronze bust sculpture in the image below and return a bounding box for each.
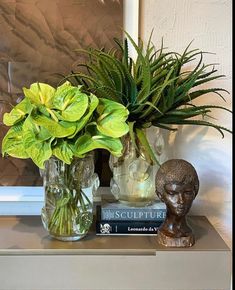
[155,159,199,247]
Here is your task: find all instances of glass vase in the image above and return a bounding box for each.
[109,128,166,207]
[40,153,99,241]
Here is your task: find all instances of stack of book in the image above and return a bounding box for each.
[96,196,166,236]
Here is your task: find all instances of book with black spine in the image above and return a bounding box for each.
[96,219,162,235]
[95,205,163,235]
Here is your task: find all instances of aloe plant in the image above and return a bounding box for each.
[65,32,232,165]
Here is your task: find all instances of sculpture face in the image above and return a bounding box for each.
[155,159,199,247]
[163,182,196,216]
[156,159,199,217]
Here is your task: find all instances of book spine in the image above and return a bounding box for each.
[96,220,162,235]
[100,208,166,221]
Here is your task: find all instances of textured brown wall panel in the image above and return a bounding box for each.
[0,0,123,186]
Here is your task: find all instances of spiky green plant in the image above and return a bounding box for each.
[63,32,232,165]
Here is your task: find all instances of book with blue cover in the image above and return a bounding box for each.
[98,197,166,221]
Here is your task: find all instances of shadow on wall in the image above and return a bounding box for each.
[162,125,231,200]
[156,125,232,248]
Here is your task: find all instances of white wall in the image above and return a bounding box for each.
[140,0,232,247]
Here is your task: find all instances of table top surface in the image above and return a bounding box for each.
[0,215,230,256]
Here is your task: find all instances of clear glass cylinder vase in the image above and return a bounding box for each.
[109,128,166,207]
[40,153,99,241]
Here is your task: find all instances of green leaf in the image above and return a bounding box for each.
[156,119,232,137]
[23,83,55,107]
[31,114,76,138]
[61,92,88,122]
[37,127,52,141]
[151,122,178,131]
[124,32,152,103]
[136,128,160,166]
[22,115,38,132]
[52,81,76,110]
[38,105,50,117]
[52,83,75,107]
[68,93,99,138]
[97,115,129,138]
[140,68,177,119]
[96,98,129,138]
[53,82,89,122]
[23,129,53,168]
[188,88,228,102]
[96,98,128,116]
[52,140,74,164]
[2,125,29,158]
[23,116,52,141]
[27,141,52,169]
[3,98,33,126]
[72,125,123,157]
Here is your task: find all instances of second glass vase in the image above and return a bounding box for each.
[109,129,165,207]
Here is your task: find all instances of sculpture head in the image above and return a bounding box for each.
[156,159,199,217]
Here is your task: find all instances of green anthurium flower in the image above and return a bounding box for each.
[3,98,33,126]
[96,98,129,138]
[23,82,55,107]
[60,91,88,122]
[52,82,87,120]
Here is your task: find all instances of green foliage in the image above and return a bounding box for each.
[3,98,33,126]
[2,81,129,168]
[23,82,55,107]
[65,32,232,164]
[2,122,29,159]
[72,124,124,157]
[96,98,129,138]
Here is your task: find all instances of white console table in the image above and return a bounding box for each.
[0,216,231,290]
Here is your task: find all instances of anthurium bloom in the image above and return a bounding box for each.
[2,81,129,168]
